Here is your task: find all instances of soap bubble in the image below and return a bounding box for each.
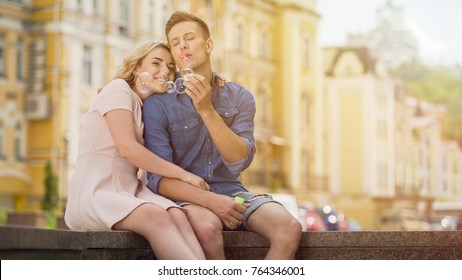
[136,72,153,95]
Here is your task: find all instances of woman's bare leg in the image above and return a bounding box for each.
[113,203,205,260]
[167,207,206,259]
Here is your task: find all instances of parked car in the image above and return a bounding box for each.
[315,204,340,231]
[336,211,349,231]
[298,202,326,231]
[378,208,431,231]
[346,218,362,231]
[457,216,462,230]
[427,215,458,230]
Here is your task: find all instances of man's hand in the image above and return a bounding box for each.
[205,194,248,230]
[183,74,214,114]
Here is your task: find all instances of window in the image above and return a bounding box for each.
[259,29,270,59]
[92,0,103,16]
[83,46,92,85]
[14,122,25,161]
[119,0,129,35]
[302,94,310,124]
[0,35,5,76]
[16,38,25,81]
[302,36,310,68]
[258,86,269,125]
[148,1,155,31]
[235,22,244,51]
[0,119,4,159]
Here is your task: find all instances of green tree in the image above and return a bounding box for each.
[391,62,462,146]
[42,161,59,228]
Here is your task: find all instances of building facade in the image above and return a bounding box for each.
[0,0,323,215]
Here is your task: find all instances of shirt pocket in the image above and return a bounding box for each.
[170,118,200,151]
[216,106,239,127]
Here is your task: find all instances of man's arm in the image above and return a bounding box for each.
[142,96,246,228]
[184,75,256,164]
[158,177,245,228]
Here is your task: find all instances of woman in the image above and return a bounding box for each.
[64,41,207,260]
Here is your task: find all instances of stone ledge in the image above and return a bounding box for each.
[1,226,462,260]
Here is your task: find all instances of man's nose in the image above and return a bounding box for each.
[179,40,188,50]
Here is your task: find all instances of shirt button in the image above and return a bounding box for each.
[225,112,228,116]
[209,162,211,165]
[208,174,212,178]
[184,126,188,129]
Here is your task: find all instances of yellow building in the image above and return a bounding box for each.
[211,0,324,196]
[322,45,399,228]
[1,0,324,215]
[0,0,31,210]
[2,0,461,230]
[1,0,176,213]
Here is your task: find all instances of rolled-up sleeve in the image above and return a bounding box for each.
[142,97,172,194]
[224,86,256,174]
[222,137,255,176]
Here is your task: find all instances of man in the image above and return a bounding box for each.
[142,11,302,259]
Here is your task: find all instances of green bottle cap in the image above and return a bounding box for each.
[234,196,244,204]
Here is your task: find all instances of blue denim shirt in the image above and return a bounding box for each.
[142,74,256,196]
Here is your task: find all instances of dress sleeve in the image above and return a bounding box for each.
[94,79,134,116]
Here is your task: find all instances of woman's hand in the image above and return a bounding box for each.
[180,171,210,191]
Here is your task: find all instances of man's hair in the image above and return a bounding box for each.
[165,11,211,41]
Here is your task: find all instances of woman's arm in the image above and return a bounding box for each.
[104,109,209,191]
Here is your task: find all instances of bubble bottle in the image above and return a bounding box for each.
[175,53,194,94]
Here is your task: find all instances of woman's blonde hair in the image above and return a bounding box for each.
[114,41,171,85]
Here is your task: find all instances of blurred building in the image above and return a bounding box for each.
[0,0,324,213]
[321,45,397,228]
[0,0,178,212]
[210,0,325,196]
[368,0,419,69]
[321,43,462,229]
[1,0,461,230]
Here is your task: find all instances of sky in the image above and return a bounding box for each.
[317,0,462,66]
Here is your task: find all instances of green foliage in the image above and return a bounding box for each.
[42,161,59,214]
[0,210,7,225]
[390,62,462,146]
[45,212,57,229]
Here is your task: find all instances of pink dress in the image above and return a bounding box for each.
[65,79,181,230]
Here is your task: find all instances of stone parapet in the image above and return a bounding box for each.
[1,226,461,260]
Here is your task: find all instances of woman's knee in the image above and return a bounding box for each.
[194,218,223,240]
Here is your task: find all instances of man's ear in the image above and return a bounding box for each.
[206,38,213,54]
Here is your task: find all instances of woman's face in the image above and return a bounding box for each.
[134,47,176,96]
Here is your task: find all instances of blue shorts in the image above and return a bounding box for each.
[178,191,280,231]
